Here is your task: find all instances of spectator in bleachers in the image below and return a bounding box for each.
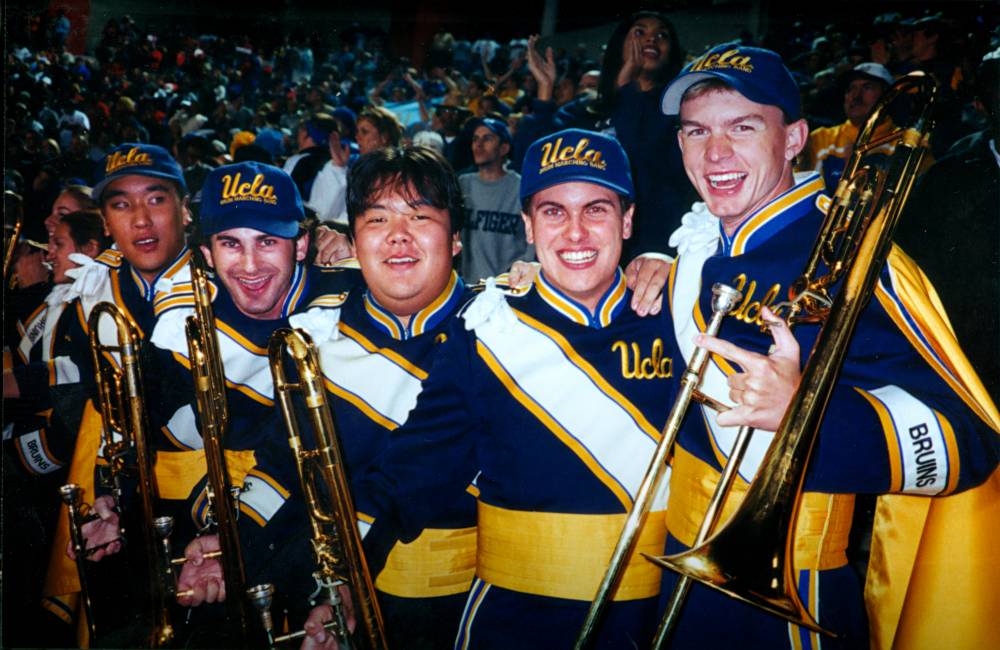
[515,11,696,263]
[798,62,894,192]
[458,117,531,283]
[356,105,403,154]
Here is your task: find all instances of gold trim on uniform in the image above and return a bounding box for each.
[476,501,666,601]
[667,445,853,570]
[375,527,478,598]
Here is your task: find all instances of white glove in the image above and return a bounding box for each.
[463,277,517,333]
[64,253,108,299]
[668,202,720,257]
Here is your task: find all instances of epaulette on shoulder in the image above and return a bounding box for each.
[95,249,124,268]
[316,256,361,270]
[470,273,532,297]
[313,263,363,295]
[306,291,349,310]
[151,277,213,317]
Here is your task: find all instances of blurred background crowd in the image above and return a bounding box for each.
[6,2,997,245]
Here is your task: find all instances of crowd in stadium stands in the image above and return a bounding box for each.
[6,8,997,249]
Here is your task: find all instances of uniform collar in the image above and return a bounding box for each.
[533,268,627,329]
[279,263,309,318]
[128,246,192,301]
[719,172,825,257]
[363,270,464,340]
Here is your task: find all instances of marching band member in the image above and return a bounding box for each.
[4,209,108,476]
[304,129,686,649]
[1,210,107,647]
[137,161,353,644]
[656,42,999,649]
[293,145,478,649]
[49,143,193,636]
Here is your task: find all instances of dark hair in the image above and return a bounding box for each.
[178,135,211,162]
[594,11,684,115]
[358,106,404,148]
[304,112,340,140]
[60,209,110,250]
[347,145,464,236]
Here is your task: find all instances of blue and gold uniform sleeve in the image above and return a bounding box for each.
[4,418,69,476]
[11,361,56,410]
[143,343,201,451]
[354,320,484,576]
[63,299,99,400]
[805,256,999,495]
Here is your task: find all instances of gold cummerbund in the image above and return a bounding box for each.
[477,501,667,602]
[153,449,258,501]
[376,527,478,598]
[666,445,854,571]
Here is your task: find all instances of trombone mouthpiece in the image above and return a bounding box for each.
[247,583,275,610]
[710,283,743,316]
[59,484,82,504]
[153,516,175,538]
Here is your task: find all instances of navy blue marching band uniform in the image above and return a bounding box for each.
[5,282,83,478]
[292,269,478,648]
[40,245,194,627]
[146,261,358,630]
[3,280,81,648]
[661,171,1000,649]
[353,269,679,649]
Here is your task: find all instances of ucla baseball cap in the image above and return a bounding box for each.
[93,142,187,201]
[198,161,304,238]
[519,128,634,201]
[469,117,512,145]
[661,43,801,120]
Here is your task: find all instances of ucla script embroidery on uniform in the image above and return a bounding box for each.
[612,339,673,380]
[729,273,785,326]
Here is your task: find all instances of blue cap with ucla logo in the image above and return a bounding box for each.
[93,142,187,201]
[519,128,634,201]
[198,161,304,238]
[661,42,801,120]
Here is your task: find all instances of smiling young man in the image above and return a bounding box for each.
[656,43,999,649]
[121,160,366,645]
[37,142,195,636]
[308,129,683,649]
[284,146,478,650]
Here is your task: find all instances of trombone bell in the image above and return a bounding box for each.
[645,497,833,636]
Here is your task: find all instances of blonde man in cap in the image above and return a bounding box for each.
[657,42,998,649]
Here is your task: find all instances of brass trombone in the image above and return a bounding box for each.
[59,483,101,641]
[573,283,745,649]
[642,72,938,644]
[4,190,24,287]
[183,249,256,638]
[268,327,387,649]
[81,301,176,646]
